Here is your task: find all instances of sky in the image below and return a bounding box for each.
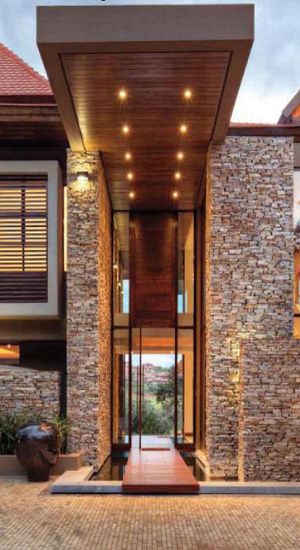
[0,0,299,123]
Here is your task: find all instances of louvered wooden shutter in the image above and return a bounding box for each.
[0,176,48,302]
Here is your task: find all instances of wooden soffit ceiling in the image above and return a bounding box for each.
[37,4,254,210]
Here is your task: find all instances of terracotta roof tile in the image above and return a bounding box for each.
[0,43,52,97]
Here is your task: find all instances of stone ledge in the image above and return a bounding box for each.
[0,453,82,476]
[50,468,300,496]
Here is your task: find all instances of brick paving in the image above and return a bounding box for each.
[1,479,300,550]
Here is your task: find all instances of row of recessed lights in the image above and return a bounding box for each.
[118,88,193,101]
[124,151,184,163]
[118,87,192,200]
[122,123,188,136]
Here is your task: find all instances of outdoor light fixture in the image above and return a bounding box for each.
[76,171,89,184]
[129,191,135,199]
[113,263,118,270]
[127,172,134,180]
[118,88,127,100]
[184,88,192,100]
[177,151,184,161]
[174,171,181,180]
[172,190,179,199]
[180,124,188,134]
[125,152,132,161]
[122,124,130,135]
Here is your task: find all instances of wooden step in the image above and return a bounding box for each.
[122,448,199,494]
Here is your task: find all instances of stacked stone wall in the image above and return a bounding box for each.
[0,366,60,419]
[239,339,300,481]
[67,151,111,467]
[206,136,294,478]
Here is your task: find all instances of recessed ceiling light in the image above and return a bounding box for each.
[122,124,130,135]
[177,151,184,161]
[129,191,135,199]
[125,152,132,161]
[180,124,188,134]
[127,172,134,181]
[174,171,181,180]
[184,88,192,100]
[172,191,179,199]
[118,89,127,100]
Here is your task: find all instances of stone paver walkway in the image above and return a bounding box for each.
[1,478,300,549]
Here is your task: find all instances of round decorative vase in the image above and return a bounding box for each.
[16,422,61,482]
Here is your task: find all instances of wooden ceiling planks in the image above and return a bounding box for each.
[62,51,230,209]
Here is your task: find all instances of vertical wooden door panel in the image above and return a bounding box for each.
[130,212,176,327]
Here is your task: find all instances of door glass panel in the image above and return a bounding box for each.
[112,329,130,445]
[178,212,194,326]
[113,213,129,326]
[131,328,141,447]
[177,329,194,445]
[140,328,175,449]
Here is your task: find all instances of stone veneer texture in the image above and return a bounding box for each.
[0,366,60,419]
[67,151,111,467]
[206,136,294,479]
[239,339,300,481]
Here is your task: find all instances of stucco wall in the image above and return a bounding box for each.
[206,136,294,479]
[0,366,60,419]
[239,339,300,481]
[67,150,111,467]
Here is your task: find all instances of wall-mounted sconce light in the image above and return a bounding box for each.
[76,171,89,185]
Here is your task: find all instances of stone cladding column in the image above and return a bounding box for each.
[67,150,111,467]
[206,136,294,478]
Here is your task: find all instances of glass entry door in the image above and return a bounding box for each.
[112,326,195,450]
[132,328,175,449]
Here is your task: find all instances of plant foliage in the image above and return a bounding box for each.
[0,413,69,455]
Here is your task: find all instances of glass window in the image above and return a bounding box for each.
[0,344,20,366]
[0,176,47,274]
[113,213,129,325]
[0,176,48,304]
[178,212,194,325]
[112,329,130,445]
[177,329,194,445]
[294,170,300,336]
[63,186,68,272]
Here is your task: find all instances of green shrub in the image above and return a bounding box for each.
[0,413,69,455]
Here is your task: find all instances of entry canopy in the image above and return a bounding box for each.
[37,4,254,209]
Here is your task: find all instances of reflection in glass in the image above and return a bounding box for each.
[177,329,194,445]
[113,213,129,324]
[178,213,194,325]
[112,329,130,445]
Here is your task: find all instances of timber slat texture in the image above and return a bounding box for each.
[0,177,48,302]
[130,212,176,327]
[122,448,199,494]
[62,51,230,209]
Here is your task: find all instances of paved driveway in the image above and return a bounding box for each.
[0,479,300,549]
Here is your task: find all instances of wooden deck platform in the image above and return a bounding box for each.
[122,448,199,494]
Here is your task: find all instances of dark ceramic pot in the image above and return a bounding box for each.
[16,423,61,482]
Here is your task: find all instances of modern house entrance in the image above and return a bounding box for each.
[112,211,196,453]
[36,4,263,482]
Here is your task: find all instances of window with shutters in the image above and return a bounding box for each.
[0,160,62,318]
[0,176,48,302]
